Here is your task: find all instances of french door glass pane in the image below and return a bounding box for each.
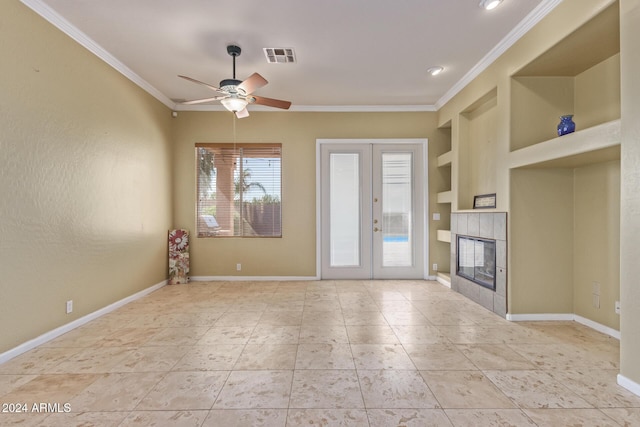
[381,152,413,267]
[329,153,360,267]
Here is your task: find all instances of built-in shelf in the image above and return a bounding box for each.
[437,191,452,204]
[437,229,451,243]
[509,119,620,169]
[437,151,452,167]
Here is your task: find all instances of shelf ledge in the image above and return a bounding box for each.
[437,229,451,243]
[437,151,452,167]
[509,119,620,169]
[437,191,453,204]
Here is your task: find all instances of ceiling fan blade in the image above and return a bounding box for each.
[250,95,292,110]
[181,96,228,105]
[238,73,268,95]
[178,75,224,93]
[235,108,250,119]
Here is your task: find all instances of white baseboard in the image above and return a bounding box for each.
[189,276,320,281]
[506,312,620,340]
[0,279,168,365]
[435,276,451,288]
[618,374,640,397]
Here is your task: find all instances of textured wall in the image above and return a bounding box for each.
[171,111,445,277]
[0,1,173,353]
[620,0,640,389]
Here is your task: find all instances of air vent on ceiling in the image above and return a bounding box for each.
[263,48,296,64]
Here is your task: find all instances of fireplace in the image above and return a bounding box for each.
[450,212,507,317]
[456,235,496,291]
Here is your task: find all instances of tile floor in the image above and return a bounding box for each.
[1,280,639,426]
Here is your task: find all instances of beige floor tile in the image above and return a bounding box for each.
[391,325,449,344]
[0,373,100,406]
[290,369,364,409]
[0,374,38,395]
[51,347,135,374]
[248,325,300,344]
[358,370,440,408]
[548,369,640,408]
[172,345,244,371]
[405,343,477,370]
[136,371,228,410]
[119,410,209,426]
[302,310,345,325]
[97,327,162,347]
[68,372,164,411]
[196,326,255,345]
[346,325,400,344]
[143,327,210,346]
[600,408,640,426]
[0,413,51,426]
[258,311,303,326]
[234,344,298,370]
[295,343,355,369]
[0,280,630,425]
[444,409,537,426]
[484,370,593,409]
[299,324,349,344]
[508,342,619,370]
[40,411,129,427]
[287,409,369,426]
[457,344,536,370]
[523,408,621,427]
[109,346,189,372]
[212,370,292,409]
[343,311,389,326]
[0,347,82,374]
[203,409,287,426]
[421,370,515,409]
[383,310,431,325]
[351,344,416,370]
[366,408,453,427]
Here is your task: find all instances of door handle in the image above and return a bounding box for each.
[373,227,380,232]
[373,219,378,224]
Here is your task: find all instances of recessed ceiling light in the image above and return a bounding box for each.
[427,66,444,76]
[479,0,503,10]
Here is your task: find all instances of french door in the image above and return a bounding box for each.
[319,140,425,279]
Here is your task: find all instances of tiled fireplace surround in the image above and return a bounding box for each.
[451,212,507,318]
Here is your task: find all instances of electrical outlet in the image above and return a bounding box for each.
[432,263,438,271]
[433,213,441,221]
[592,281,601,296]
[615,301,621,314]
[236,263,242,271]
[592,294,600,309]
[66,300,73,314]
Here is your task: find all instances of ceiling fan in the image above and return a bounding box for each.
[178,45,291,118]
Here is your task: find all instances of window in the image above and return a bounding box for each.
[196,143,282,238]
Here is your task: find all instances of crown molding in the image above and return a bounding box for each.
[20,0,176,109]
[435,0,563,110]
[174,103,437,113]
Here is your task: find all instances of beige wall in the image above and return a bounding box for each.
[573,161,620,329]
[172,111,448,277]
[620,0,640,388]
[509,168,575,314]
[0,1,173,353]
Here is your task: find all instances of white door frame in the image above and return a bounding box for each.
[316,138,429,280]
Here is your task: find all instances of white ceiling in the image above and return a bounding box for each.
[25,0,559,112]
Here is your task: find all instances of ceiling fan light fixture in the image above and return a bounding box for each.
[220,97,248,112]
[479,0,503,10]
[427,66,444,76]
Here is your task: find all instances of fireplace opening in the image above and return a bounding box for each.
[456,235,496,291]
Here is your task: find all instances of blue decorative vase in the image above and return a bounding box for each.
[557,115,576,136]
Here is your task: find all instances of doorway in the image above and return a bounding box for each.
[318,140,427,279]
